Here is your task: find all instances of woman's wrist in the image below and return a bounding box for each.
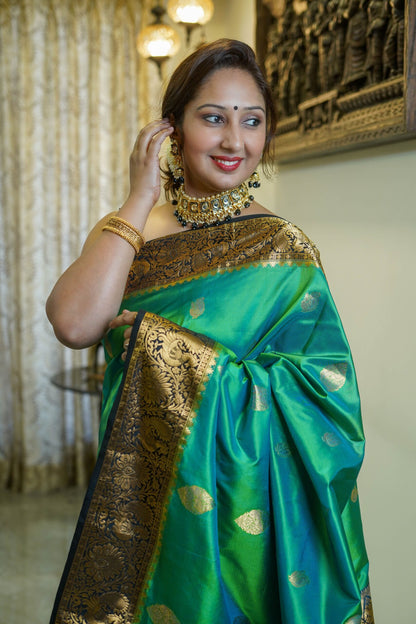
[117,193,155,232]
[102,216,145,254]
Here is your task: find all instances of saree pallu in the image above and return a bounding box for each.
[50,215,374,624]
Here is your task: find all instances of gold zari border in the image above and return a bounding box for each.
[361,584,375,624]
[53,313,218,624]
[125,216,322,295]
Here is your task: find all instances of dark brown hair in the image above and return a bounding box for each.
[161,38,277,197]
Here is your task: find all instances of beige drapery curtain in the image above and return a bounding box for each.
[0,0,157,492]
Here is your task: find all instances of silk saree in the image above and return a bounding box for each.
[50,215,374,624]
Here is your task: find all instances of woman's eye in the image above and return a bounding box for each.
[203,114,224,124]
[245,117,261,127]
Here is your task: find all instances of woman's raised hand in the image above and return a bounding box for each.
[125,119,174,215]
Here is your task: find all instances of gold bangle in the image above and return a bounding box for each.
[102,216,145,254]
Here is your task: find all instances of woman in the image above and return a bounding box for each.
[47,40,373,624]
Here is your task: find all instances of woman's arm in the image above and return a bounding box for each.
[46,120,173,349]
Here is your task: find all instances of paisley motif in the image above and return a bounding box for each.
[322,432,341,447]
[234,509,269,535]
[178,485,215,515]
[288,570,310,588]
[320,362,348,392]
[147,604,181,624]
[190,297,205,319]
[275,441,292,457]
[301,291,321,312]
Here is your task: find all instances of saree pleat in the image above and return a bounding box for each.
[51,215,374,624]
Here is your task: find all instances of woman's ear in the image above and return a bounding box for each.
[169,114,183,145]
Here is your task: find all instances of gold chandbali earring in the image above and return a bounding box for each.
[167,137,185,189]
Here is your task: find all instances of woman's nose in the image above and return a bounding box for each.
[221,122,242,151]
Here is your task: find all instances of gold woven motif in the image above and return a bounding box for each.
[320,362,348,392]
[178,485,215,515]
[234,509,269,535]
[147,604,181,624]
[288,570,310,588]
[361,584,375,624]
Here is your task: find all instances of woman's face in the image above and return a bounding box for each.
[180,68,266,198]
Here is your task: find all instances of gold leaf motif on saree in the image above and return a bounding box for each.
[301,291,321,312]
[275,441,292,457]
[288,570,310,588]
[190,297,205,319]
[178,485,215,515]
[147,604,181,624]
[322,432,341,447]
[320,362,348,392]
[250,385,269,411]
[351,485,358,503]
[234,509,269,535]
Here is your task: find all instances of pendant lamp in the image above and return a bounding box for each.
[137,3,181,77]
[167,0,214,44]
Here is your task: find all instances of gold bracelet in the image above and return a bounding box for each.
[102,215,145,254]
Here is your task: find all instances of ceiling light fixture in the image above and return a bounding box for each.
[137,2,181,77]
[167,0,214,45]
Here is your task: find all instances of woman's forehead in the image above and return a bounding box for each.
[189,67,265,107]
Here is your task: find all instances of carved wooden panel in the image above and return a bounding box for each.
[256,0,416,162]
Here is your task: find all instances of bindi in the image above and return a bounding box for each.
[233,105,238,110]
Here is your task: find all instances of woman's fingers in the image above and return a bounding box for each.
[108,310,138,361]
[132,119,173,161]
[108,309,137,329]
[128,120,174,204]
[123,325,132,340]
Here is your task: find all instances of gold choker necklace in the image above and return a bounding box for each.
[172,182,255,229]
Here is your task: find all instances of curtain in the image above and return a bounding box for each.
[0,0,156,492]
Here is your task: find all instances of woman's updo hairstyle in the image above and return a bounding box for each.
[161,38,277,198]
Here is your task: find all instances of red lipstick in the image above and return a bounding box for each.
[210,156,243,172]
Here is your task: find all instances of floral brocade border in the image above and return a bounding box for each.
[51,312,218,624]
[124,216,322,295]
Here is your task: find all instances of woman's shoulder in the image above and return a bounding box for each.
[255,211,322,268]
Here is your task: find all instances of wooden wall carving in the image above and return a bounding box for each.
[256,0,416,162]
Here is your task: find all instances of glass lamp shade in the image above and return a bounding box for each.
[137,23,180,59]
[167,0,214,25]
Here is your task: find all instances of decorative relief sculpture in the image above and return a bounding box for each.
[341,0,368,90]
[257,0,415,161]
[383,0,405,78]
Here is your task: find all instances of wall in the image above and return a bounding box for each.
[203,1,416,622]
[257,139,416,624]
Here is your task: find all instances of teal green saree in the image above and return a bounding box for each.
[50,215,373,624]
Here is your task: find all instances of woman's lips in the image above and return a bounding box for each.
[210,156,243,171]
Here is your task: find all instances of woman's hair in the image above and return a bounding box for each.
[161,38,277,198]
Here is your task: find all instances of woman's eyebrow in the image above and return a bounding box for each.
[196,103,265,112]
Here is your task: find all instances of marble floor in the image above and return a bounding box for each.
[0,488,85,624]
